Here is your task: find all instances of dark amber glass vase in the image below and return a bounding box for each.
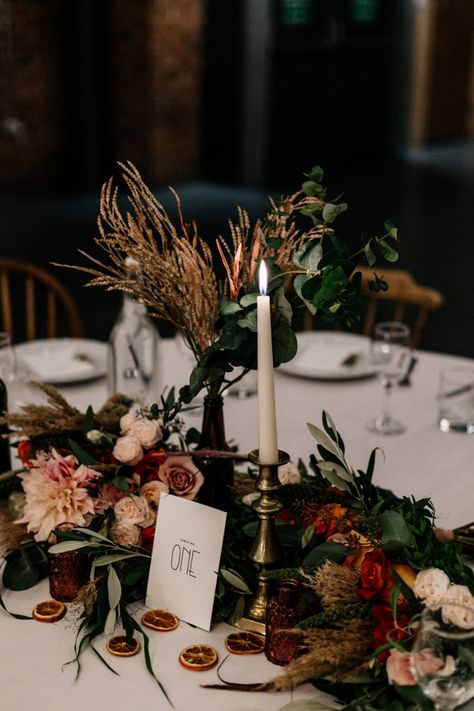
[265,578,306,665]
[197,395,234,511]
[48,524,90,602]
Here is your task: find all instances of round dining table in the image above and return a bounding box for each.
[1,335,473,711]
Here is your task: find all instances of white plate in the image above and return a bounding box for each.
[15,338,108,385]
[279,331,376,381]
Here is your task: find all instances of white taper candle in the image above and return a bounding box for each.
[257,261,279,464]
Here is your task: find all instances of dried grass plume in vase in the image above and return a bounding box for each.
[58,161,400,399]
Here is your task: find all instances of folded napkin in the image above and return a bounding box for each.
[296,340,365,372]
[19,345,95,382]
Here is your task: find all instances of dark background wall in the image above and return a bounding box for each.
[0,0,473,356]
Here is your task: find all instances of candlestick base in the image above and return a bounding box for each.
[231,449,290,634]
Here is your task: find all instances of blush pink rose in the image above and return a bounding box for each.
[120,410,138,434]
[129,418,163,449]
[158,455,204,500]
[386,648,455,686]
[113,435,143,465]
[140,480,169,510]
[278,461,301,485]
[114,494,153,526]
[111,522,141,548]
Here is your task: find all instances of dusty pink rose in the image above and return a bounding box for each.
[113,435,143,465]
[434,527,455,544]
[129,418,163,449]
[278,461,301,485]
[15,449,100,541]
[158,455,204,500]
[140,480,169,511]
[114,494,154,526]
[111,522,141,547]
[386,648,455,686]
[120,410,138,434]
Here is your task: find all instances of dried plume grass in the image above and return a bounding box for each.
[0,381,131,439]
[58,162,327,359]
[304,559,361,606]
[58,161,222,359]
[271,619,373,690]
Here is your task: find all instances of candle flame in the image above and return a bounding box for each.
[258,260,268,296]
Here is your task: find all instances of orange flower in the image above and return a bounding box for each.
[304,502,351,539]
[17,439,32,466]
[357,548,392,601]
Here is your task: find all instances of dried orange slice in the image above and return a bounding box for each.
[224,631,265,655]
[141,609,178,632]
[106,635,141,657]
[32,600,66,622]
[178,644,218,671]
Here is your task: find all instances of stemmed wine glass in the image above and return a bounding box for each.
[366,321,411,435]
[410,602,474,710]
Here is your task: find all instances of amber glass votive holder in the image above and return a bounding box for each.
[48,524,90,602]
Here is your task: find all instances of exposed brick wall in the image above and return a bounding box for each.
[0,0,203,189]
[0,0,67,188]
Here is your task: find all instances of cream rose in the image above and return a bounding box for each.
[441,585,474,628]
[129,418,163,449]
[111,522,141,548]
[414,568,450,605]
[278,461,301,485]
[140,480,169,511]
[114,494,152,526]
[120,410,138,434]
[113,435,143,465]
[158,455,204,500]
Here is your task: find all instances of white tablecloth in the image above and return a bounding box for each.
[2,336,474,710]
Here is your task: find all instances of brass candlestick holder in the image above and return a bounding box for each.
[233,448,290,635]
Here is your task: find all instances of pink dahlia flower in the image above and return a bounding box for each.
[15,449,100,541]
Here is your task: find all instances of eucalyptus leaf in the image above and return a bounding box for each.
[104,607,117,636]
[67,438,98,466]
[302,542,351,567]
[219,294,242,316]
[322,202,347,224]
[293,274,317,315]
[49,540,95,554]
[318,460,353,483]
[273,286,293,325]
[381,510,413,552]
[229,594,246,625]
[220,568,251,593]
[107,565,122,610]
[378,238,398,263]
[237,310,258,332]
[301,524,315,549]
[93,552,139,567]
[307,423,345,464]
[240,292,258,308]
[73,527,115,542]
[293,241,323,271]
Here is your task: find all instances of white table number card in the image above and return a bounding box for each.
[145,495,227,631]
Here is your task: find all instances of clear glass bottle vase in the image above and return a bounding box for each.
[107,293,161,405]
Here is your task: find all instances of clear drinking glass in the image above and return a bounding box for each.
[410,602,474,710]
[438,366,474,434]
[366,321,411,435]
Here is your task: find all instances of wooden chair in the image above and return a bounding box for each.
[356,266,444,349]
[0,258,83,341]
